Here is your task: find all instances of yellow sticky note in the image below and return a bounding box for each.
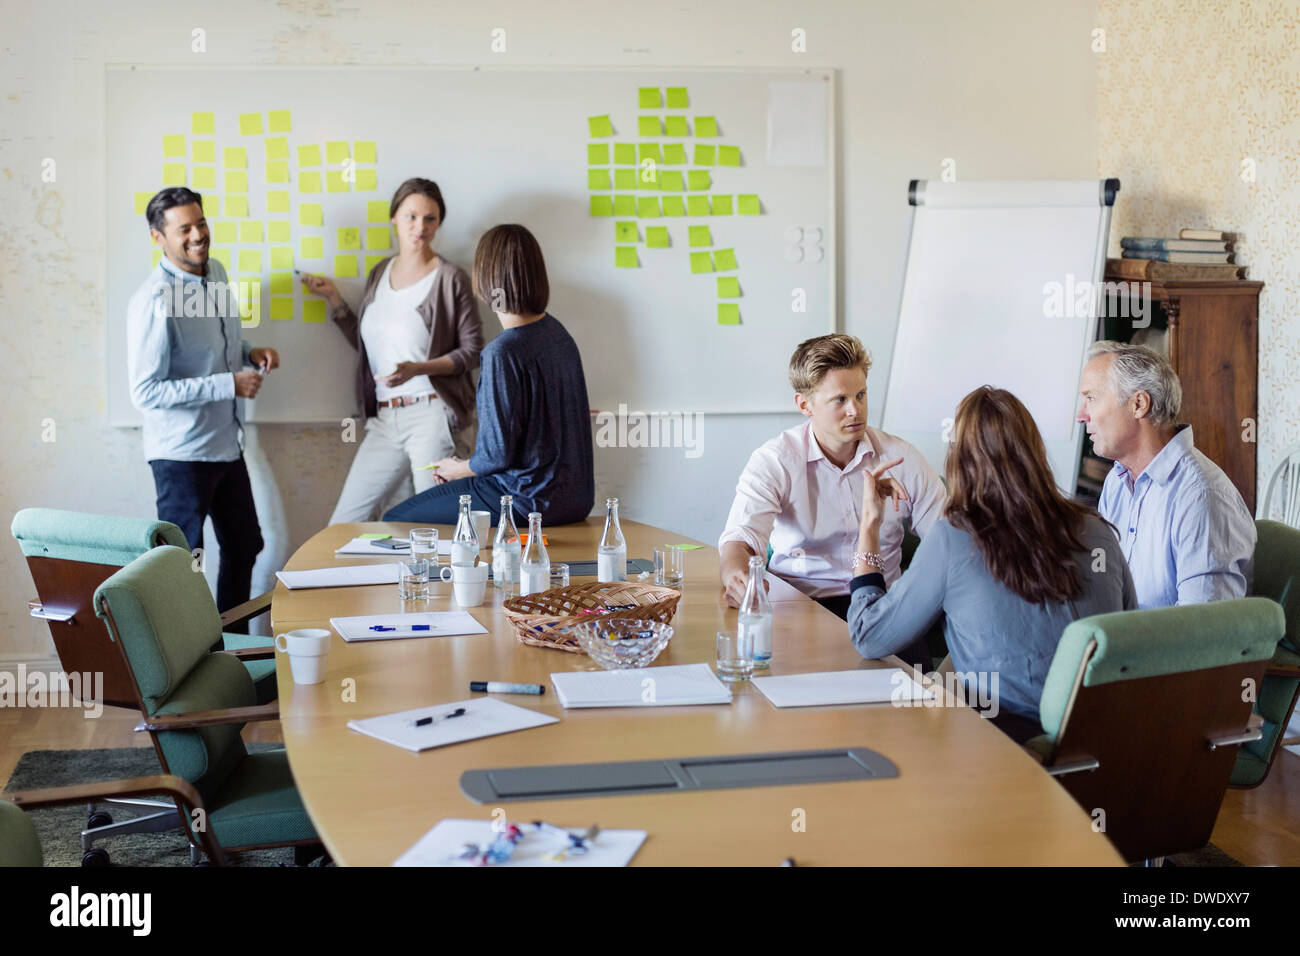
[261,136,287,160]
[239,113,263,136]
[690,251,713,274]
[270,297,295,320]
[134,191,152,215]
[588,115,614,137]
[298,144,321,166]
[638,116,661,136]
[662,196,686,216]
[718,146,741,167]
[267,191,289,212]
[354,141,376,163]
[664,116,689,137]
[613,143,636,164]
[686,195,710,216]
[162,163,186,185]
[203,196,219,216]
[337,227,361,250]
[711,196,734,216]
[714,247,738,270]
[589,195,614,217]
[662,144,687,165]
[224,147,247,169]
[639,144,661,165]
[238,278,261,326]
[268,110,291,133]
[694,144,716,166]
[587,144,609,165]
[192,166,216,189]
[689,225,712,247]
[365,227,391,250]
[638,88,661,108]
[688,170,711,191]
[162,134,186,157]
[226,196,249,217]
[191,112,214,135]
[639,164,658,187]
[645,226,670,248]
[637,196,661,218]
[615,221,638,242]
[225,171,248,194]
[367,200,390,223]
[152,249,163,267]
[303,300,326,323]
[299,203,323,226]
[334,254,359,277]
[208,247,228,269]
[240,220,263,243]
[660,171,684,191]
[301,235,323,258]
[238,249,262,272]
[615,169,637,190]
[325,141,349,163]
[192,140,215,163]
[738,194,761,215]
[666,87,689,109]
[271,247,293,269]
[269,272,293,294]
[717,276,741,297]
[326,171,349,193]
[695,116,718,137]
[615,246,639,268]
[211,221,236,243]
[588,169,612,190]
[365,254,386,273]
[613,195,636,216]
[268,221,290,242]
[718,303,741,325]
[355,169,377,191]
[265,161,290,183]
[299,171,321,193]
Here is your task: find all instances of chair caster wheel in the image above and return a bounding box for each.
[87,811,113,829]
[81,848,111,867]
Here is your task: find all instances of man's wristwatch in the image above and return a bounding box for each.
[852,551,885,573]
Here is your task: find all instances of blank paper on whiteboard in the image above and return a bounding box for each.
[767,81,827,167]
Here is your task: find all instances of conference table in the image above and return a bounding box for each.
[271,518,1123,866]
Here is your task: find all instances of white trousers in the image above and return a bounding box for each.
[329,399,456,524]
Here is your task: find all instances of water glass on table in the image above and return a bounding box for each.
[654,546,685,588]
[550,563,570,589]
[715,629,754,682]
[410,528,439,567]
[398,556,430,600]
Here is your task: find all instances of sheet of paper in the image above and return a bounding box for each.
[751,668,936,708]
[550,663,732,709]
[767,80,828,167]
[394,819,646,867]
[331,610,490,643]
[335,536,453,556]
[348,697,555,753]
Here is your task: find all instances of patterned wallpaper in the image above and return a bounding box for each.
[1098,0,1300,508]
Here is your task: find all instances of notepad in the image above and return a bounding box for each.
[276,564,401,590]
[330,611,489,642]
[335,536,453,556]
[751,668,935,708]
[393,819,646,867]
[348,697,556,753]
[551,663,731,709]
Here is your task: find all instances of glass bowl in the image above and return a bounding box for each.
[573,619,674,669]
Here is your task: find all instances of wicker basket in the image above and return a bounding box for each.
[503,581,682,653]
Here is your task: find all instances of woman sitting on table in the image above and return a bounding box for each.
[302,178,483,524]
[382,223,595,526]
[848,386,1137,741]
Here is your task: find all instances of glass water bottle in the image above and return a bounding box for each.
[519,513,551,596]
[451,494,479,567]
[597,497,628,582]
[738,555,774,667]
[492,496,522,594]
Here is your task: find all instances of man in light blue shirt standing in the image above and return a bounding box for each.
[126,187,281,627]
[1078,340,1254,608]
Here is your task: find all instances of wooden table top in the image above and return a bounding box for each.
[271,518,1122,866]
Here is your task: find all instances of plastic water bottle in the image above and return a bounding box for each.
[739,555,773,667]
[493,496,521,594]
[597,497,627,582]
[519,512,550,596]
[451,494,479,567]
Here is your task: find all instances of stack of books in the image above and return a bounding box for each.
[1109,229,1246,280]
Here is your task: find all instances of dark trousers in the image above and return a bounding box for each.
[815,594,935,671]
[149,457,263,632]
[381,474,516,525]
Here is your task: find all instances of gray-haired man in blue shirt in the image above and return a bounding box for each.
[126,187,281,627]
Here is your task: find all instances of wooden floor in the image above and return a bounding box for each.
[2,703,1296,865]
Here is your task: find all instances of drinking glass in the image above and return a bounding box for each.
[715,629,754,682]
[654,546,685,588]
[410,528,439,568]
[397,557,430,600]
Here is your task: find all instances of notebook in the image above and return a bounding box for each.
[275,564,400,589]
[751,668,935,708]
[550,663,732,708]
[393,819,647,867]
[347,697,556,753]
[329,611,489,642]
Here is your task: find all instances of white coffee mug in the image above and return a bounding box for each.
[274,628,331,685]
[471,510,491,547]
[439,563,489,607]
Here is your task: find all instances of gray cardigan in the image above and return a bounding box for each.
[848,515,1137,722]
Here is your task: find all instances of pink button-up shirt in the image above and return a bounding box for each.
[718,422,946,598]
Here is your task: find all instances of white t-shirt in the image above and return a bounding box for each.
[361,259,439,401]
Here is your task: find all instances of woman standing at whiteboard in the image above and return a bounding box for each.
[302,178,483,523]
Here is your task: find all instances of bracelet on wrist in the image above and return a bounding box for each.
[852,551,885,573]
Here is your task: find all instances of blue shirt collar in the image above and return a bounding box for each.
[1111,424,1194,487]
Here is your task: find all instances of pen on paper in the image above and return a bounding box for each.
[412,707,467,728]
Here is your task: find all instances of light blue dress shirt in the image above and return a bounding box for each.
[126,256,254,462]
[1098,425,1255,608]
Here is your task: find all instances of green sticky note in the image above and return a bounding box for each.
[326,141,349,163]
[738,194,761,215]
[238,249,261,272]
[268,220,290,242]
[638,143,661,163]
[718,303,741,325]
[162,134,186,157]
[358,533,391,540]
[664,116,689,137]
[301,235,323,258]
[192,166,215,189]
[337,227,361,250]
[613,143,636,164]
[226,196,249,217]
[191,112,214,135]
[334,254,358,278]
[269,272,293,294]
[355,169,378,191]
[298,144,321,166]
[615,169,637,189]
[303,300,326,323]
[240,220,263,243]
[615,220,638,242]
[162,163,185,185]
[712,196,734,216]
[224,147,247,169]
[587,143,609,165]
[269,297,295,320]
[366,227,391,249]
[589,195,614,217]
[687,195,710,216]
[365,254,386,273]
[659,170,684,191]
[299,203,323,226]
[688,170,711,191]
[637,196,661,217]
[662,144,687,165]
[645,226,670,248]
[263,137,288,160]
[212,221,237,244]
[265,161,290,183]
[690,251,713,274]
[695,116,718,137]
[662,196,686,216]
[718,146,741,167]
[689,225,712,247]
[587,114,614,137]
[639,164,659,187]
[239,113,263,135]
[638,116,661,136]
[326,171,349,193]
[268,110,291,133]
[224,171,248,193]
[638,87,661,108]
[616,246,639,268]
[271,247,293,269]
[717,277,741,297]
[666,87,689,108]
[367,200,390,223]
[134,191,152,215]
[192,140,215,163]
[613,195,636,215]
[714,247,738,270]
[588,169,612,190]
[267,191,290,213]
[354,141,377,163]
[694,144,716,166]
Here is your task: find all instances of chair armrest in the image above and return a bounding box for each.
[219,646,277,661]
[1265,663,1300,678]
[219,589,272,628]
[1207,713,1265,751]
[134,702,280,733]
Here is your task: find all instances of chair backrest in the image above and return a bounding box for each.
[1038,597,1282,862]
[11,508,189,708]
[93,546,253,798]
[0,800,42,868]
[1259,441,1300,526]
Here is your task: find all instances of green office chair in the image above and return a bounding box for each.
[1232,519,1300,787]
[1027,598,1282,864]
[93,545,321,865]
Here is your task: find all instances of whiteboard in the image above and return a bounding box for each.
[880,179,1116,490]
[105,67,836,425]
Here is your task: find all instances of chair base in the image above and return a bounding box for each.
[82,797,184,851]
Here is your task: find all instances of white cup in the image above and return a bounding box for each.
[439,563,489,607]
[471,510,491,547]
[274,628,331,685]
